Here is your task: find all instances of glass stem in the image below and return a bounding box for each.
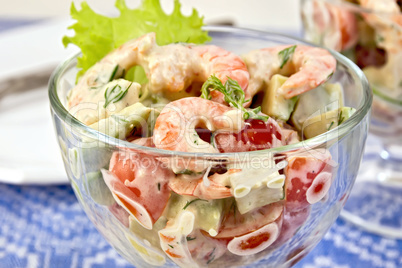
[378,142,402,185]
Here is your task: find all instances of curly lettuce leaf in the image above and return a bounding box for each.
[62,0,211,78]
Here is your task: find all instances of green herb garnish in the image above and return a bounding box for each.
[278,45,297,69]
[186,236,196,241]
[206,247,216,264]
[109,65,119,82]
[175,169,202,175]
[338,110,345,125]
[103,83,130,108]
[201,75,269,121]
[110,114,129,123]
[376,35,385,43]
[327,121,334,131]
[229,199,237,223]
[183,198,207,210]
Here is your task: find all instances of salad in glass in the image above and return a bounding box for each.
[49,0,371,266]
[301,0,401,92]
[301,0,402,238]
[301,0,402,127]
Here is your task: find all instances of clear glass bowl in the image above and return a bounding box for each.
[301,0,402,238]
[48,26,371,267]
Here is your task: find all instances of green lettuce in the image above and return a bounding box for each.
[63,0,211,79]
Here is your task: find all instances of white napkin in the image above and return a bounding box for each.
[0,19,79,184]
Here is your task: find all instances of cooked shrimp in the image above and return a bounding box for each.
[67,32,197,114]
[168,169,240,200]
[68,32,250,113]
[66,34,158,123]
[359,0,401,13]
[153,97,244,153]
[359,0,402,53]
[193,45,250,104]
[243,45,337,99]
[302,0,358,52]
[327,3,359,51]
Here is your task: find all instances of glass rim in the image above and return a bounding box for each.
[313,0,402,15]
[373,88,402,107]
[48,25,372,160]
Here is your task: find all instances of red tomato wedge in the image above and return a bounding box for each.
[284,151,335,210]
[104,150,173,229]
[355,44,387,69]
[215,118,283,152]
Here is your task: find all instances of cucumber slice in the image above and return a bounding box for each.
[89,102,152,139]
[290,83,344,132]
[164,193,223,237]
[87,171,115,206]
[302,107,356,139]
[261,74,298,121]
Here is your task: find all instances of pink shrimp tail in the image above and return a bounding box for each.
[193,179,233,200]
[280,46,337,99]
[168,173,233,200]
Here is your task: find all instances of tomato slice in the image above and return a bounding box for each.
[106,150,173,229]
[284,152,334,209]
[227,221,280,256]
[241,119,282,147]
[215,118,283,152]
[355,44,387,69]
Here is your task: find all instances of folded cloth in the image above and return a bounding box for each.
[0,183,401,268]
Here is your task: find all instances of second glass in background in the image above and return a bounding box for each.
[300,0,402,238]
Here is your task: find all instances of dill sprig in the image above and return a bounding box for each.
[103,82,132,108]
[182,198,207,210]
[108,65,119,82]
[175,169,203,175]
[201,75,268,121]
[338,110,345,125]
[327,121,334,131]
[278,45,297,69]
[186,236,196,241]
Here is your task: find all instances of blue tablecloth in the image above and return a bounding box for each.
[1,19,401,268]
[0,182,401,268]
